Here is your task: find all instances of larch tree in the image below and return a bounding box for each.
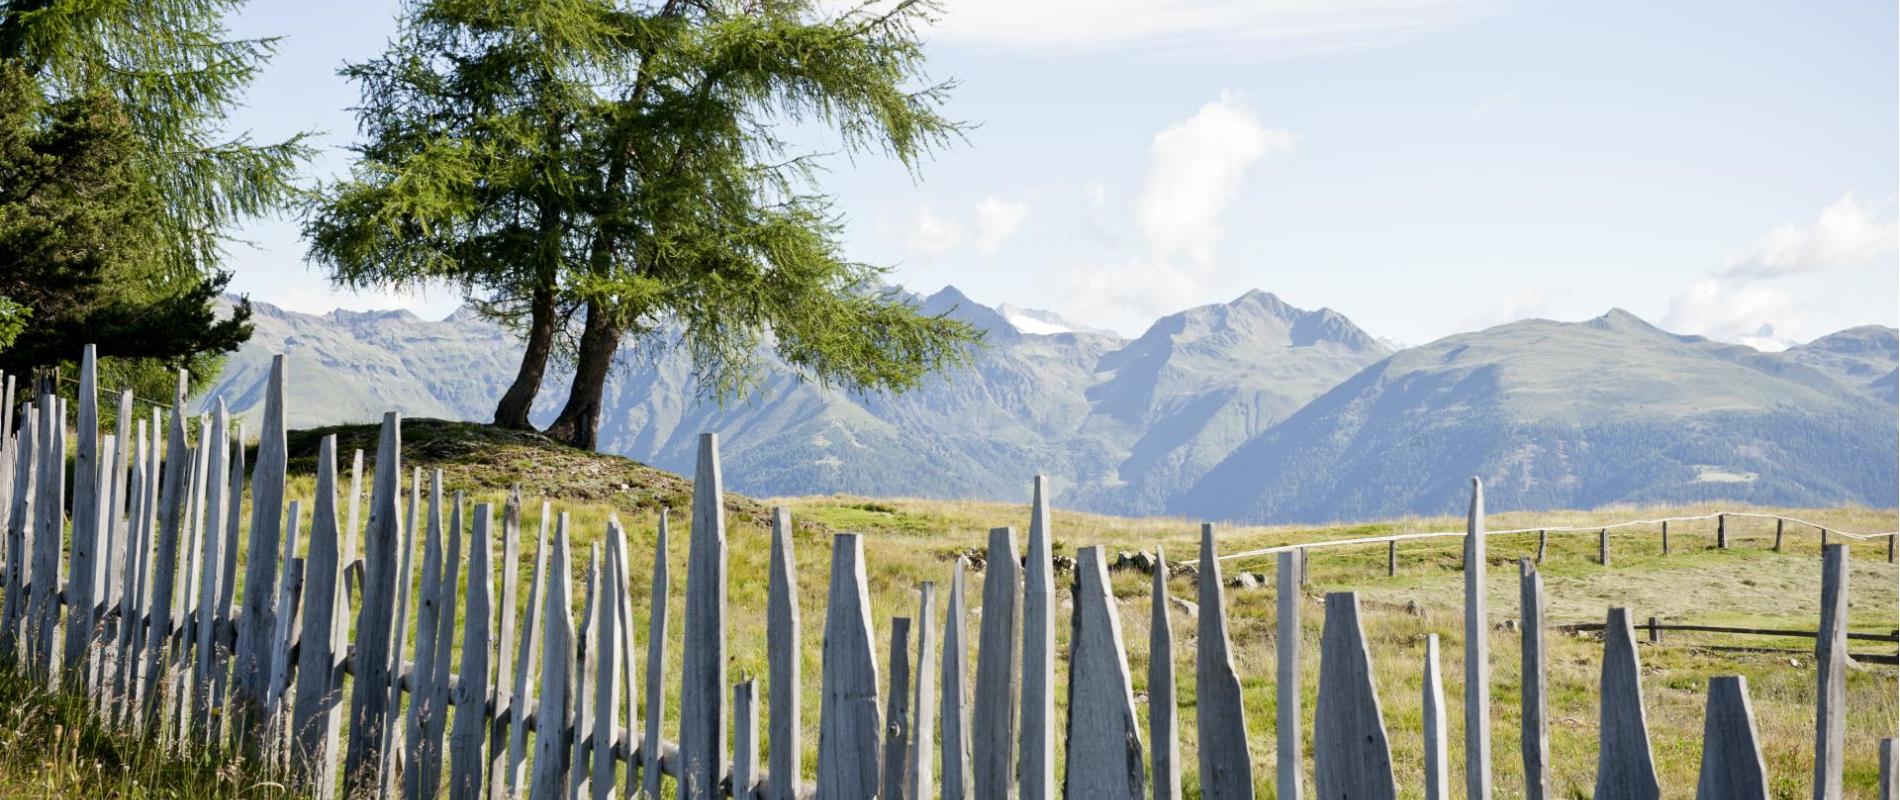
[307,0,980,448]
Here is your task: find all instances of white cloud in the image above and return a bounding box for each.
[1138,93,1294,265]
[1072,94,1292,326]
[1663,278,1795,350]
[1663,193,1897,349]
[918,0,1499,59]
[973,197,1030,255]
[903,206,968,258]
[901,195,1031,259]
[1721,193,1898,279]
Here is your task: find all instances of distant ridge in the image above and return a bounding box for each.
[204,292,1896,520]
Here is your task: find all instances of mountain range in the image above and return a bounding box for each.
[201,290,1898,522]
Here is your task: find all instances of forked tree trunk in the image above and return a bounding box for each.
[544,298,619,450]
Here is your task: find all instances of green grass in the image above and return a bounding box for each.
[0,662,296,798]
[33,421,1900,798]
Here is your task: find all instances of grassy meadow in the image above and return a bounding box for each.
[8,420,1897,798]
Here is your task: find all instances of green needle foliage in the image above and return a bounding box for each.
[0,0,311,399]
[307,0,982,447]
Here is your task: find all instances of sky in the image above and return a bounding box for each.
[223,0,1899,349]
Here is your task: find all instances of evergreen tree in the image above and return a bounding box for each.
[0,0,309,397]
[308,0,980,447]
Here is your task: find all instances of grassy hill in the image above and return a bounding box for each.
[40,421,1890,797]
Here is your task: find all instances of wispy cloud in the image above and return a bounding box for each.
[1071,93,1293,329]
[898,195,1032,259]
[918,0,1501,58]
[1719,193,1898,280]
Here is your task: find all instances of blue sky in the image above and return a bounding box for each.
[224,0,1898,348]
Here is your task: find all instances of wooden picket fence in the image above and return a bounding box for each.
[0,345,1896,800]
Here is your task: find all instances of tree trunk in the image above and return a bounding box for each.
[492,283,558,430]
[544,298,619,450]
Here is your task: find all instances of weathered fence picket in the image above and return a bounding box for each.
[344,413,402,798]
[768,507,803,800]
[1694,676,1767,800]
[909,582,939,800]
[1195,524,1254,800]
[1814,544,1848,800]
[1465,478,1494,800]
[1313,592,1395,800]
[1021,475,1057,800]
[882,616,913,800]
[530,514,576,800]
[1275,549,1301,800]
[1520,558,1550,800]
[941,558,974,800]
[681,433,729,800]
[1064,546,1144,800]
[292,436,347,797]
[639,511,670,800]
[1421,634,1449,800]
[817,533,880,799]
[1596,607,1660,800]
[449,503,493,800]
[1150,549,1182,800]
[970,526,1020,800]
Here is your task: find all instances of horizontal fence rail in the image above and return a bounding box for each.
[0,345,1896,800]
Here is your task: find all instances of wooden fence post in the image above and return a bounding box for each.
[590,527,622,800]
[640,511,671,799]
[939,561,975,800]
[1880,739,1897,800]
[291,436,346,798]
[909,583,939,800]
[1276,550,1301,800]
[883,616,914,800]
[486,490,523,799]
[734,680,760,800]
[1820,528,1830,554]
[570,545,600,795]
[1814,544,1848,800]
[190,400,230,737]
[1065,546,1144,800]
[607,519,638,800]
[1387,540,1396,577]
[1888,534,1896,565]
[1464,478,1492,800]
[1660,522,1668,556]
[62,345,99,678]
[1717,514,1727,549]
[236,356,287,749]
[1647,617,1661,644]
[212,422,245,718]
[1313,592,1395,800]
[680,433,729,800]
[382,467,424,794]
[1022,476,1056,800]
[1693,676,1768,800]
[1299,547,1309,587]
[816,533,881,799]
[1196,524,1255,799]
[31,394,65,684]
[140,375,188,722]
[1599,528,1610,567]
[1422,634,1449,800]
[529,514,577,800]
[449,503,494,800]
[1150,550,1182,800]
[406,473,449,800]
[768,507,804,800]
[1773,519,1783,552]
[970,526,1020,800]
[506,504,550,795]
[342,412,402,798]
[1596,607,1659,800]
[1519,558,1548,800]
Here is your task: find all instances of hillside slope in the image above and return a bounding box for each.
[1178,310,1900,523]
